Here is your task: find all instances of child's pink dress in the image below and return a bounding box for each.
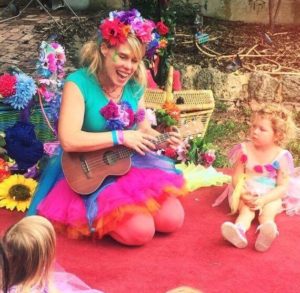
[213,142,300,215]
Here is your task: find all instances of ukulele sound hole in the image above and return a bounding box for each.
[103,151,118,165]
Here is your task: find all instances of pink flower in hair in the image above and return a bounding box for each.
[132,19,155,43]
[100,19,127,46]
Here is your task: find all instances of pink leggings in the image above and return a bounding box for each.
[109,197,184,246]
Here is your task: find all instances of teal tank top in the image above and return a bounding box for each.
[65,68,145,132]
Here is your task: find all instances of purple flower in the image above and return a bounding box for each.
[136,109,145,123]
[100,100,119,119]
[115,9,141,24]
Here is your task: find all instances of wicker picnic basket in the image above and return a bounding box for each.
[0,103,55,142]
[144,66,215,137]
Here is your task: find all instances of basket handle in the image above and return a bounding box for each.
[37,89,56,135]
[165,65,174,102]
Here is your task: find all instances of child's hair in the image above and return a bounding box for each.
[0,215,56,293]
[0,241,9,293]
[252,102,297,146]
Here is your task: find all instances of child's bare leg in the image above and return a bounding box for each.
[255,199,281,252]
[258,199,282,224]
[221,202,254,248]
[236,201,256,230]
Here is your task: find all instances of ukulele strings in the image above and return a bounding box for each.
[84,133,171,169]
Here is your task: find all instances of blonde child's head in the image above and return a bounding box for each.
[1,215,56,292]
[251,103,297,147]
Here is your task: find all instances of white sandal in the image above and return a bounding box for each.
[221,222,248,248]
[255,221,279,252]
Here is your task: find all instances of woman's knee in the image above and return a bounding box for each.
[110,213,155,246]
[154,197,185,233]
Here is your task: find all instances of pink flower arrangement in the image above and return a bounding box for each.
[100,100,145,130]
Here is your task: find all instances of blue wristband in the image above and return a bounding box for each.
[111,130,118,146]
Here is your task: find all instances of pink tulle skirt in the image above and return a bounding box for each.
[37,165,186,238]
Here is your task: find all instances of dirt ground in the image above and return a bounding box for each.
[31,11,300,75]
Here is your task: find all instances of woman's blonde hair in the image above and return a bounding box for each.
[2,215,56,292]
[79,34,147,88]
[252,103,297,146]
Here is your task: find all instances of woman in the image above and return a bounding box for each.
[28,9,186,246]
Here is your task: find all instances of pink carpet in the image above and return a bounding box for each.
[1,183,300,293]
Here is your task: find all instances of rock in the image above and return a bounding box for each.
[248,73,281,102]
[282,75,300,102]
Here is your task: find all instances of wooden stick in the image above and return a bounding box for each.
[195,41,217,57]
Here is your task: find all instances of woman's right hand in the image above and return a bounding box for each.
[123,130,157,155]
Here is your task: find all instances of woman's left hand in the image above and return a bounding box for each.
[166,130,182,147]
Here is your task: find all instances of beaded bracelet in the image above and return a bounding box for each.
[117,130,124,145]
[111,130,118,146]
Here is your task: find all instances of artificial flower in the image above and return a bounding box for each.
[100,100,140,130]
[164,147,177,159]
[3,73,36,110]
[0,158,10,182]
[136,109,145,123]
[162,102,180,121]
[5,121,44,170]
[145,108,157,126]
[98,9,156,50]
[201,150,216,167]
[156,21,169,35]
[0,174,37,212]
[100,19,127,47]
[0,73,16,97]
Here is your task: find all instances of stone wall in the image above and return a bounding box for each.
[176,0,300,25]
[177,64,300,111]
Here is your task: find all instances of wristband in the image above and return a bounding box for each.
[111,130,118,146]
[117,130,124,145]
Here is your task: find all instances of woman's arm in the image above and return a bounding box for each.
[58,82,114,152]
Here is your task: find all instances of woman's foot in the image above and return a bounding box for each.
[255,221,278,252]
[221,221,248,248]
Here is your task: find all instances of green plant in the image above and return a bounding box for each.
[215,100,230,113]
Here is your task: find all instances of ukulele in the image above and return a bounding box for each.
[61,118,203,195]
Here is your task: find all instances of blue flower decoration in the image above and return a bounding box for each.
[106,119,125,130]
[272,160,280,170]
[3,73,36,110]
[5,121,44,170]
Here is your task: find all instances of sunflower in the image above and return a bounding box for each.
[0,174,37,212]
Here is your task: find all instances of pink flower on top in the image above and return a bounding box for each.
[132,19,155,43]
[100,19,127,46]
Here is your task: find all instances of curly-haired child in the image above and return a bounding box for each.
[219,103,299,252]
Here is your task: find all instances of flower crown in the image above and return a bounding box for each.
[98,9,170,59]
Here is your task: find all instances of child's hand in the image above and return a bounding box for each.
[250,196,265,213]
[240,192,256,208]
